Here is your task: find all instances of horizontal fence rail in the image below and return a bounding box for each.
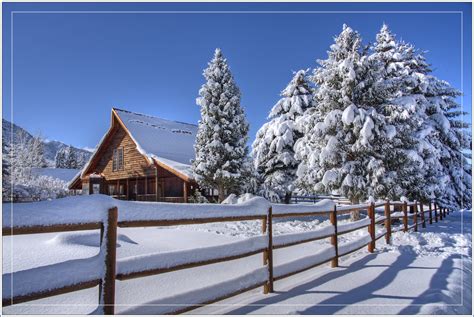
[2,199,453,314]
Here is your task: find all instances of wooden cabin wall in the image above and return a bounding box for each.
[93,125,156,180]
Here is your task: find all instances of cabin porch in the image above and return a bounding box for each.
[85,174,192,203]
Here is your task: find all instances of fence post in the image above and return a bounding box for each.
[402,201,408,232]
[100,207,117,315]
[368,203,375,253]
[384,201,391,244]
[263,207,274,294]
[420,202,426,228]
[330,205,338,267]
[413,201,418,232]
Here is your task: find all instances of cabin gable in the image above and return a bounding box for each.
[93,123,155,180]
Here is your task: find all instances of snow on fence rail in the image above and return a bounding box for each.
[2,196,452,314]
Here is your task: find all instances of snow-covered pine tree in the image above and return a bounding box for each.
[252,70,314,203]
[371,24,471,209]
[192,48,250,202]
[423,76,472,210]
[363,24,429,201]
[295,25,380,220]
[64,146,79,169]
[55,147,67,168]
[76,152,89,169]
[28,136,47,168]
[11,131,33,182]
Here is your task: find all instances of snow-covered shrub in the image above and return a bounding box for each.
[3,131,70,202]
[6,175,69,202]
[188,190,209,204]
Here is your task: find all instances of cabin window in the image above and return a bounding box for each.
[112,147,124,172]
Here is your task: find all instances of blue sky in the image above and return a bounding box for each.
[2,2,471,150]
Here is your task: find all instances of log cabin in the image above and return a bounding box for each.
[68,108,201,202]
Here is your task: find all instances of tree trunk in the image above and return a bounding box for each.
[350,198,360,221]
[284,192,292,204]
[217,183,226,203]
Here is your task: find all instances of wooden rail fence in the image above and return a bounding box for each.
[3,200,452,314]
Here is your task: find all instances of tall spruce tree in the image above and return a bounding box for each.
[363,24,428,201]
[192,48,249,202]
[295,25,383,219]
[252,70,314,203]
[424,76,472,209]
[55,147,67,168]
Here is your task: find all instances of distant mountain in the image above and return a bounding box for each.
[2,119,92,167]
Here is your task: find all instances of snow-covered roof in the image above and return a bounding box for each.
[114,108,197,179]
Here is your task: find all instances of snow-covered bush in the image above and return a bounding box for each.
[188,190,209,204]
[3,131,70,202]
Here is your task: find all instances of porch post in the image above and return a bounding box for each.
[155,169,159,202]
[126,178,129,200]
[183,181,188,203]
[145,176,148,201]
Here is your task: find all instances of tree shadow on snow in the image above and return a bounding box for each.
[398,254,471,315]
[224,246,433,315]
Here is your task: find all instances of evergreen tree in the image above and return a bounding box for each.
[55,147,67,168]
[64,146,78,169]
[252,70,314,203]
[192,48,250,202]
[363,24,428,201]
[424,76,472,209]
[295,25,380,219]
[28,136,47,168]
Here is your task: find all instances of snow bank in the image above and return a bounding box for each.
[118,196,270,222]
[391,211,415,218]
[2,195,115,228]
[117,235,267,275]
[336,203,370,211]
[338,233,372,256]
[3,195,271,229]
[375,228,387,240]
[272,199,335,215]
[273,225,334,247]
[120,267,269,315]
[338,217,370,234]
[2,255,102,300]
[274,245,335,278]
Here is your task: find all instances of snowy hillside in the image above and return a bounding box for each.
[2,119,92,167]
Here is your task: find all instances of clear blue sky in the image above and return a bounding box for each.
[2,2,471,150]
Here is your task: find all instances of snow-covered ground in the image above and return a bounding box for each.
[30,167,80,183]
[3,208,471,315]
